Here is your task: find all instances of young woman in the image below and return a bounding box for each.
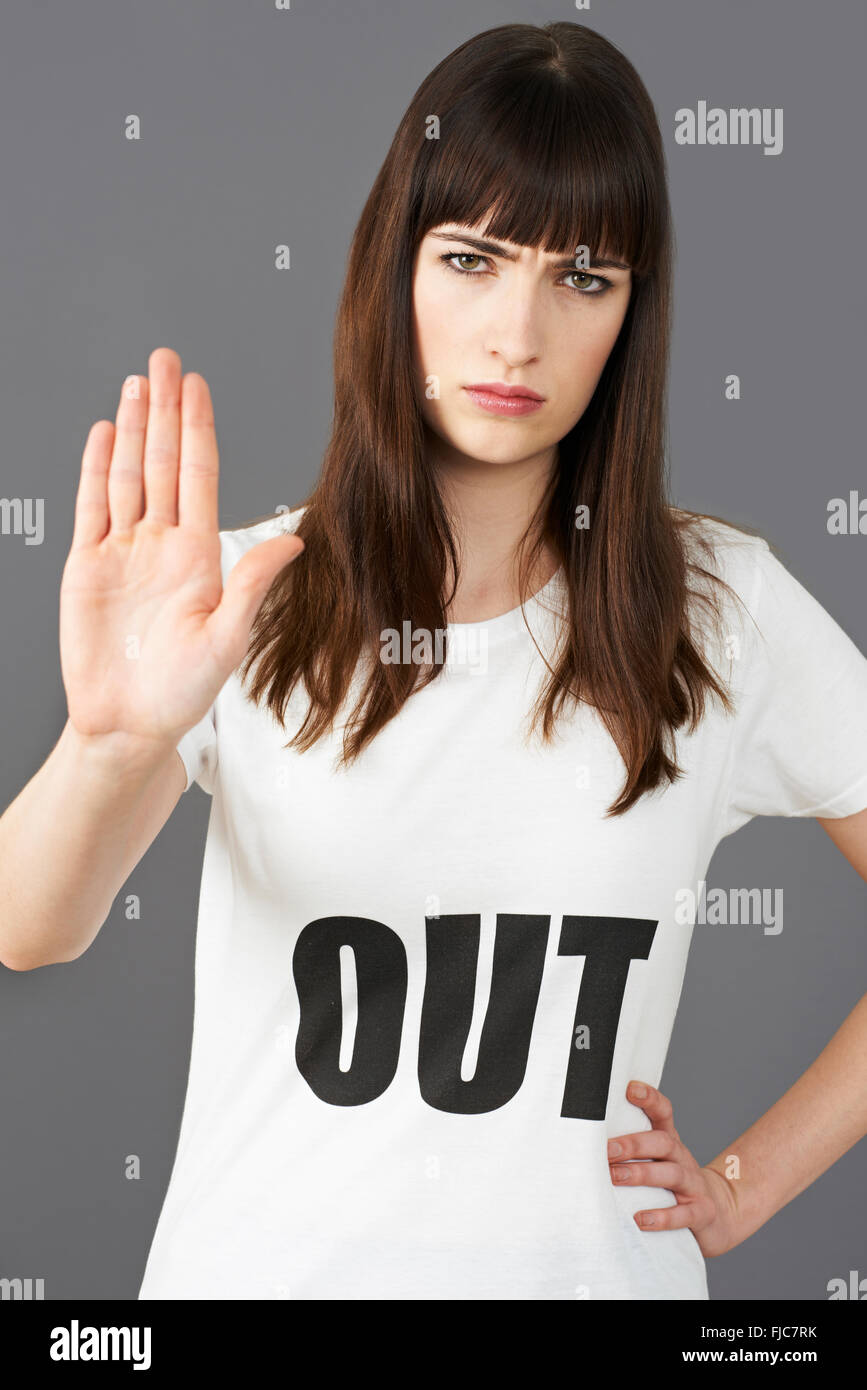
[2,21,866,1302]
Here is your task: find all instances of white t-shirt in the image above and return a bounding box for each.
[138,507,867,1301]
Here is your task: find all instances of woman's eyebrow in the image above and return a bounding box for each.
[428,228,630,273]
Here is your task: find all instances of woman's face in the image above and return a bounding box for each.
[410,221,633,469]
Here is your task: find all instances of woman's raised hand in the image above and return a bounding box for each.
[60,347,304,755]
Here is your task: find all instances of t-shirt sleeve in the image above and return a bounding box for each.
[725,539,867,828]
[176,704,218,796]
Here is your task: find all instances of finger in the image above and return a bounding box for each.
[627,1080,679,1139]
[205,533,305,665]
[178,372,219,532]
[72,420,114,548]
[610,1159,689,1191]
[108,373,148,534]
[634,1200,706,1233]
[143,347,182,527]
[608,1130,675,1162]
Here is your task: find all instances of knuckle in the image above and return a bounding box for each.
[180,455,217,477]
[144,441,179,467]
[148,386,181,410]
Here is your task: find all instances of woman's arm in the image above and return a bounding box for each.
[612,1006,867,1257]
[704,805,867,1245]
[0,723,186,970]
[817,803,867,881]
[609,806,867,1254]
[703,988,867,1249]
[1,347,304,971]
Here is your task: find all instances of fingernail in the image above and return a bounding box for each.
[636,1212,655,1227]
[611,1166,629,1183]
[631,1083,646,1099]
[608,1141,622,1157]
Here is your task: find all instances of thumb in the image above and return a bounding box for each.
[207,534,305,662]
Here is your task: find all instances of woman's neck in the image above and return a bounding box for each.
[430,436,560,623]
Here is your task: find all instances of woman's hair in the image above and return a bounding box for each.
[240,20,761,816]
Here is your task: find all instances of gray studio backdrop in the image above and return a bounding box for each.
[1,0,864,1301]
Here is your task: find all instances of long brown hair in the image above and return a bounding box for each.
[240,20,762,816]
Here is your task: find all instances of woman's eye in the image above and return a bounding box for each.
[445,253,485,272]
[563,271,613,295]
[439,252,611,296]
[568,271,602,293]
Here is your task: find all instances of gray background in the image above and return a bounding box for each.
[1,0,864,1301]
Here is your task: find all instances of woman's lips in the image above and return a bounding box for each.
[462,386,545,416]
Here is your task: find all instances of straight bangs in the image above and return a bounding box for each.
[411,66,664,277]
